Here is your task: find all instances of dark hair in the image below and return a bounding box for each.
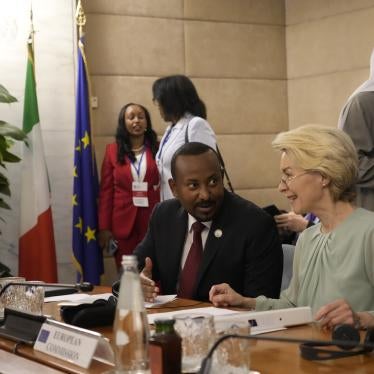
[115,103,158,164]
[170,142,220,179]
[152,75,207,120]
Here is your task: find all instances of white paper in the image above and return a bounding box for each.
[44,293,112,305]
[144,294,177,308]
[147,306,237,324]
[250,327,286,335]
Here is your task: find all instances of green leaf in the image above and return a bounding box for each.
[0,173,8,183]
[0,198,11,210]
[2,151,21,163]
[0,84,26,217]
[0,85,17,104]
[0,173,11,206]
[0,121,27,141]
[0,186,11,197]
[0,135,7,148]
[0,173,10,197]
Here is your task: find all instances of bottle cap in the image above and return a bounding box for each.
[154,318,175,326]
[154,318,176,333]
[121,255,138,266]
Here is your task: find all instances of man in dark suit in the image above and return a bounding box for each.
[135,142,283,302]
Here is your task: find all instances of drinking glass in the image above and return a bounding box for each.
[174,313,216,373]
[0,277,25,319]
[0,277,44,318]
[211,324,251,374]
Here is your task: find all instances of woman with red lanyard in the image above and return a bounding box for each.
[98,103,159,269]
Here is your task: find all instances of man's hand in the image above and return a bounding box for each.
[209,283,245,307]
[140,257,159,302]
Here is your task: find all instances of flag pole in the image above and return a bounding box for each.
[28,4,35,75]
[75,0,96,166]
[29,5,34,41]
[72,0,103,284]
[19,4,58,282]
[75,0,85,39]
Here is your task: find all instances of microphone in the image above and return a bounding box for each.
[0,281,94,298]
[198,326,374,374]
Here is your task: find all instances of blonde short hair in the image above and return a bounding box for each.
[272,124,358,202]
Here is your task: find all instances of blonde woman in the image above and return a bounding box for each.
[210,125,374,330]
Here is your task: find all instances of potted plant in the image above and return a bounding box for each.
[0,84,27,208]
[0,84,27,276]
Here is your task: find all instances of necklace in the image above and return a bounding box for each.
[131,145,144,152]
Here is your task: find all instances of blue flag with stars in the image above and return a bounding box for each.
[72,37,103,284]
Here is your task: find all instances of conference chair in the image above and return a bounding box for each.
[281,244,295,291]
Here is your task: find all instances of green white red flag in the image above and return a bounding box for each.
[19,33,57,282]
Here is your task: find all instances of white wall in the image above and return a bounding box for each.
[0,0,77,282]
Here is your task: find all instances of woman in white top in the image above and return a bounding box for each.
[152,75,217,200]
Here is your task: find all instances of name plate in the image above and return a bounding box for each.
[34,319,114,369]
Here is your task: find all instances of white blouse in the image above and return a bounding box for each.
[156,113,216,201]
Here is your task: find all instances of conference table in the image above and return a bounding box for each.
[0,286,372,373]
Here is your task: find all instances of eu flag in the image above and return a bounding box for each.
[72,37,103,284]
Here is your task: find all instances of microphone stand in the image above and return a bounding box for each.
[0,281,94,298]
[198,332,374,374]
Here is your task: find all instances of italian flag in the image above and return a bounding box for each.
[18,36,57,282]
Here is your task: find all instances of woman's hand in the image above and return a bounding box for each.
[98,229,112,251]
[315,299,358,330]
[209,283,247,308]
[274,211,309,233]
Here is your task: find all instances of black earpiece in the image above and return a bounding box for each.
[112,280,120,298]
[332,323,360,350]
[300,324,374,361]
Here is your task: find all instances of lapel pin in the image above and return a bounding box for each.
[214,229,223,238]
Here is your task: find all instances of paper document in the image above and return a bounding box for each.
[147,306,237,324]
[251,327,287,335]
[145,294,177,308]
[44,293,112,304]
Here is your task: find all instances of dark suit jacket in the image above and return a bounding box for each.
[134,190,283,301]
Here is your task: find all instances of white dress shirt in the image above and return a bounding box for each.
[180,214,212,269]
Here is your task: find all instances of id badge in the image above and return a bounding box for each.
[132,181,149,207]
[108,239,118,256]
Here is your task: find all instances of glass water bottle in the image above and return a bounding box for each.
[112,255,150,374]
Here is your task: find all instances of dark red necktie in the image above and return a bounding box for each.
[178,221,205,299]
